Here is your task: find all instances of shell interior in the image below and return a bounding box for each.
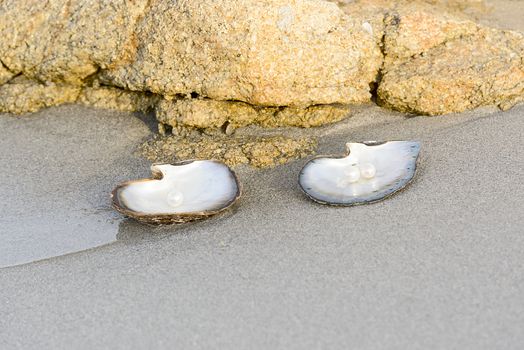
[116,161,240,216]
[299,141,420,205]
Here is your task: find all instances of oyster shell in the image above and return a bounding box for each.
[112,160,241,224]
[299,141,420,206]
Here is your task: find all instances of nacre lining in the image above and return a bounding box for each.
[299,141,420,205]
[117,161,239,215]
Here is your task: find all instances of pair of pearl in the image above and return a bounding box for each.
[337,163,376,188]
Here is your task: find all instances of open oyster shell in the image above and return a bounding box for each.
[112,160,241,224]
[299,141,421,206]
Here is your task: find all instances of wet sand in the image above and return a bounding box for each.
[1,1,524,348]
[0,107,153,267]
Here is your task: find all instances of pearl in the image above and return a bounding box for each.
[166,189,184,207]
[360,163,376,179]
[344,165,361,183]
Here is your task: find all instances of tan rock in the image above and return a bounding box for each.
[139,134,318,168]
[340,0,524,115]
[0,0,148,85]
[338,0,480,61]
[382,6,479,63]
[78,86,159,113]
[0,0,522,121]
[156,99,351,131]
[0,77,80,114]
[102,0,382,107]
[378,28,524,115]
[0,63,15,85]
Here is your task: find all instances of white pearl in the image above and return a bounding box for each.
[360,163,376,179]
[344,165,361,183]
[166,189,184,207]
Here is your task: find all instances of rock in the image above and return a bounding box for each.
[102,0,382,107]
[341,0,524,115]
[335,0,487,16]
[0,0,523,121]
[378,27,524,115]
[0,63,15,85]
[156,98,351,131]
[78,86,159,113]
[0,79,158,114]
[139,134,318,168]
[0,0,148,85]
[339,0,481,63]
[0,77,80,114]
[382,6,479,63]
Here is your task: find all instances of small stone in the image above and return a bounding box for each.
[224,123,236,136]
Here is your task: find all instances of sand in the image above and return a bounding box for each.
[1,1,524,348]
[1,101,524,349]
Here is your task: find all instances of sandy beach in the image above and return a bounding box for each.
[1,101,523,348]
[1,0,524,349]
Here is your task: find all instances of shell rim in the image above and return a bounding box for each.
[298,141,421,207]
[111,160,242,223]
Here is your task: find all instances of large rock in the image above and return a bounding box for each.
[0,0,381,114]
[382,6,478,63]
[0,0,523,119]
[341,0,524,115]
[102,0,382,107]
[378,20,524,115]
[0,0,148,85]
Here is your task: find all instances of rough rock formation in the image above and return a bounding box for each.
[156,99,351,133]
[0,76,80,114]
[103,0,381,107]
[0,78,158,114]
[0,0,148,85]
[378,27,524,114]
[381,5,479,63]
[139,134,318,168]
[338,0,524,115]
[0,0,522,118]
[78,86,158,113]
